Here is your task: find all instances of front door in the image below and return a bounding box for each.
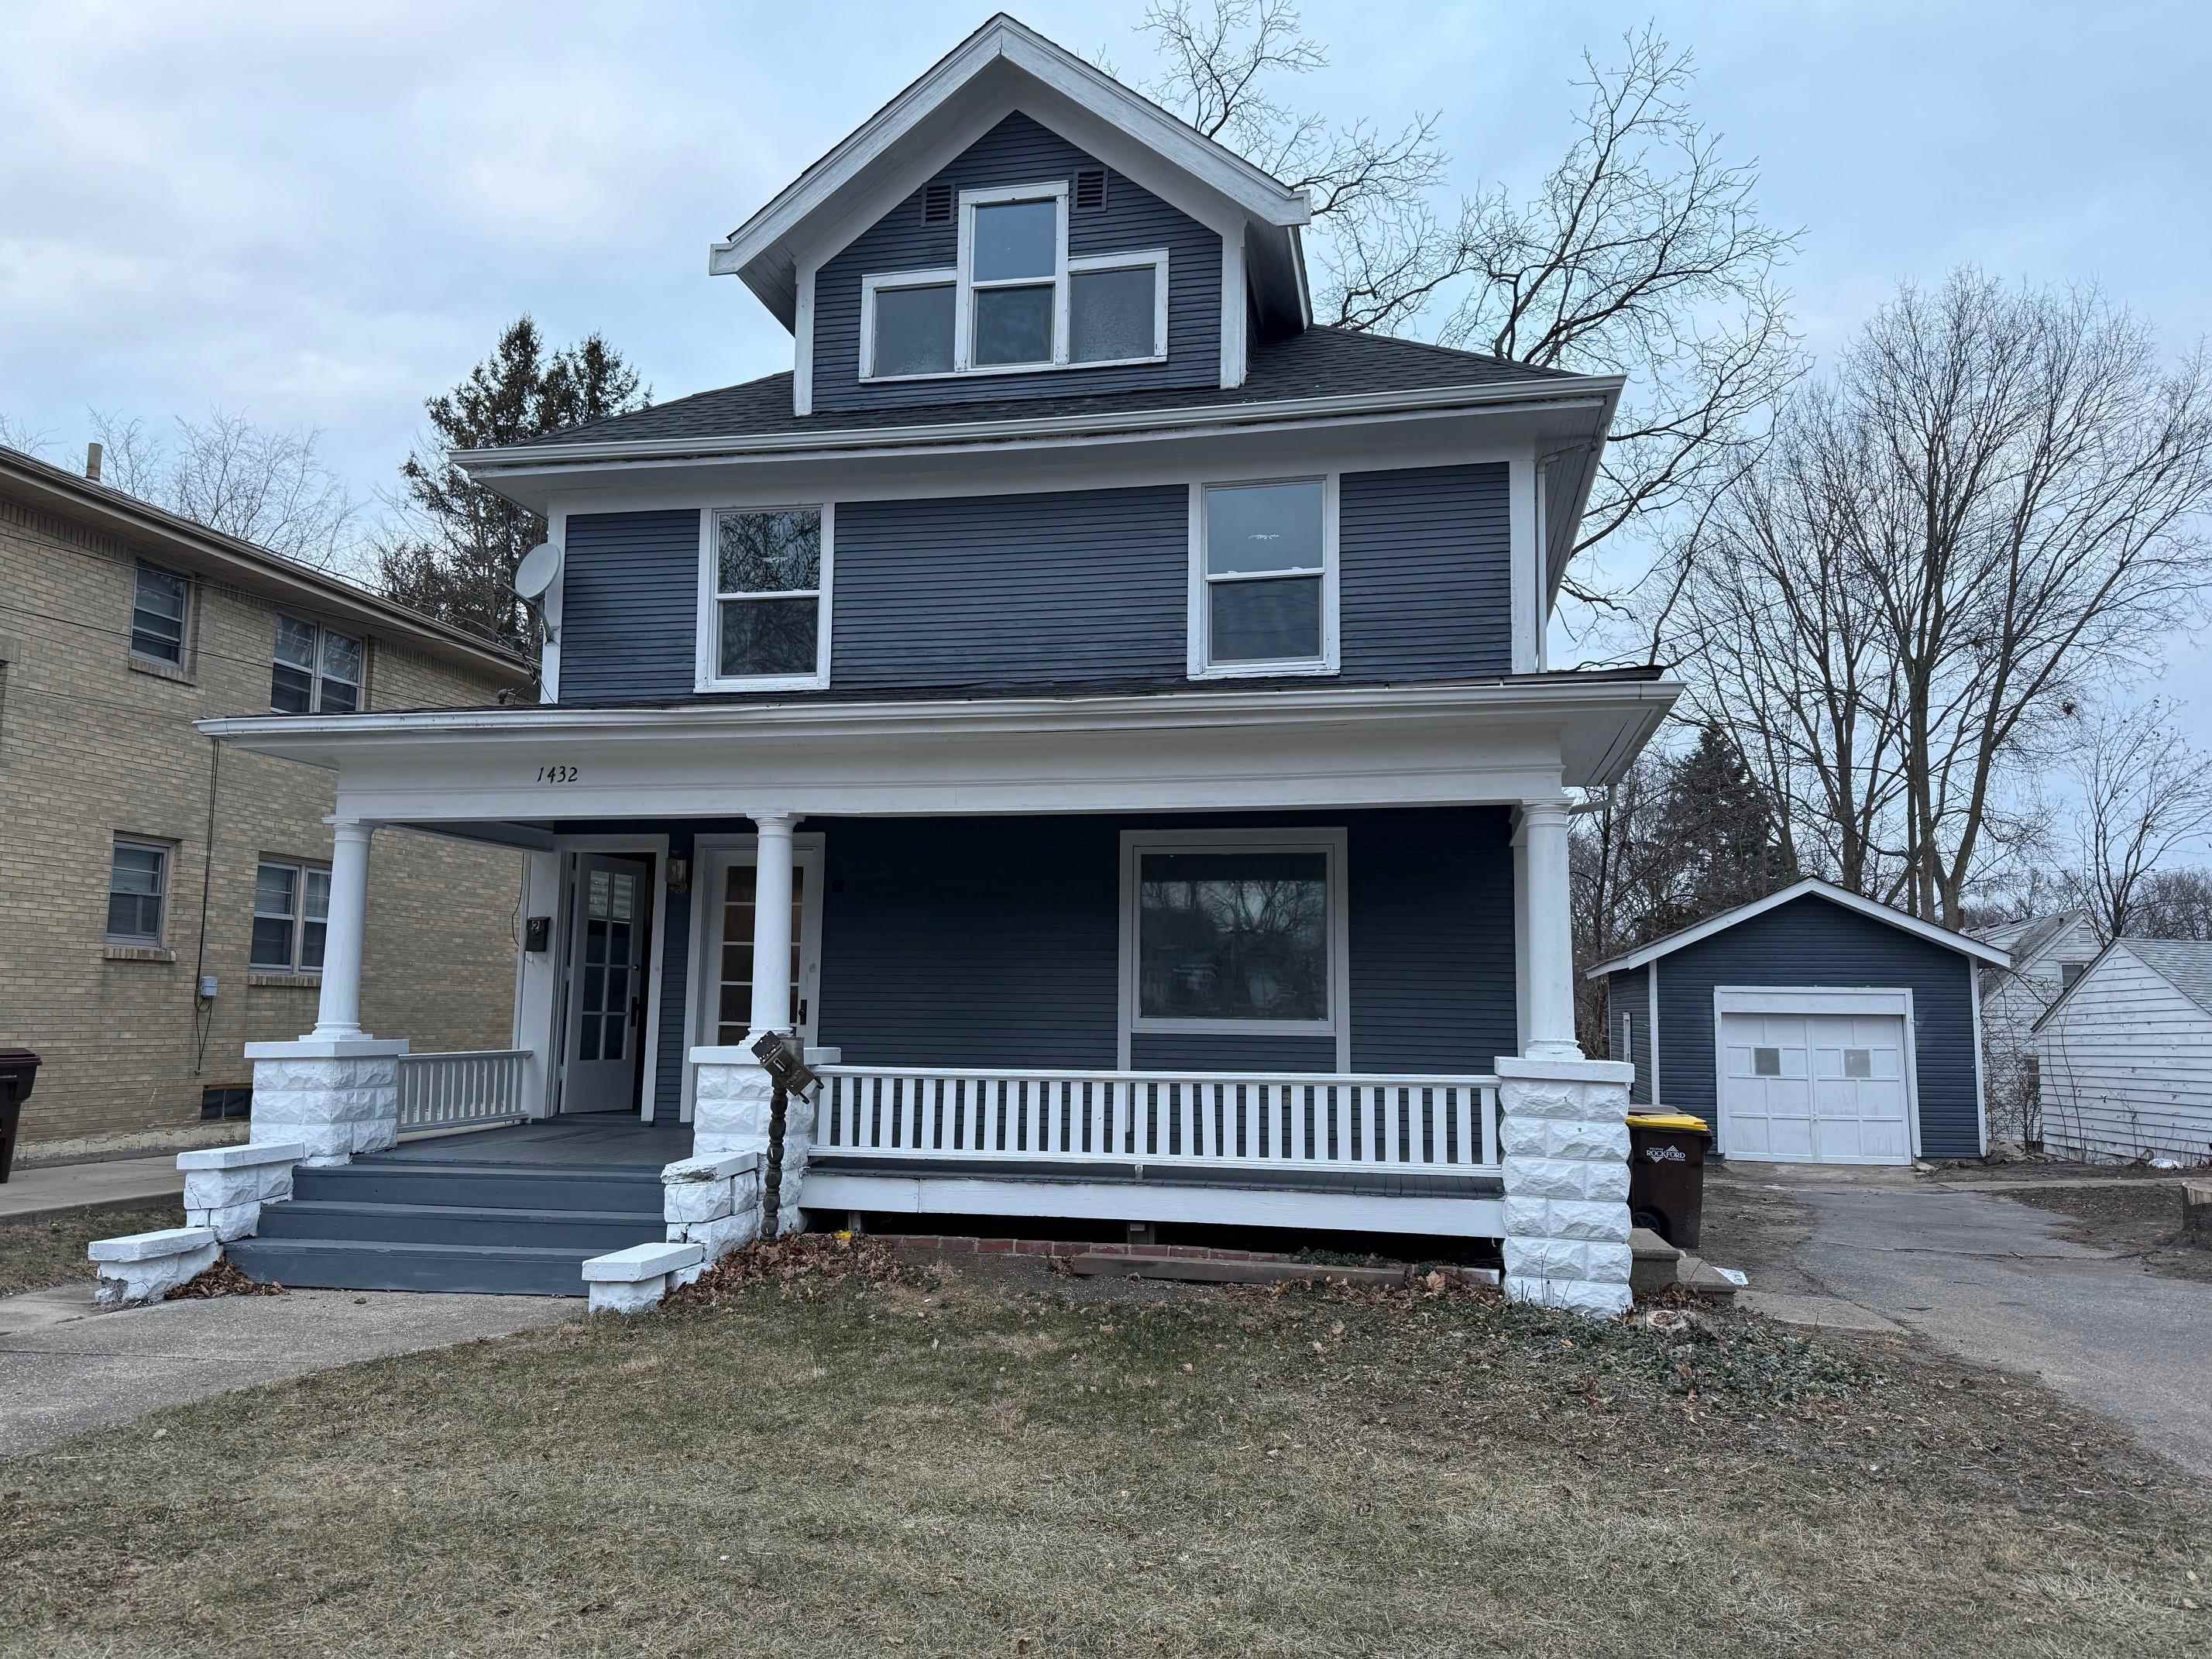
[695,846,823,1054]
[563,853,651,1115]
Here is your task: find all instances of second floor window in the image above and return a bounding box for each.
[706,506,830,689]
[1190,477,1338,678]
[273,617,362,713]
[130,563,189,665]
[252,859,330,971]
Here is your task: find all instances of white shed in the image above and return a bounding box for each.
[2033,938,2212,1165]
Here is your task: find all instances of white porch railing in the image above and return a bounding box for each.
[396,1049,531,1132]
[814,1066,1500,1179]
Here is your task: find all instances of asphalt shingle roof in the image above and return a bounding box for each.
[2124,938,2212,1021]
[507,327,1583,454]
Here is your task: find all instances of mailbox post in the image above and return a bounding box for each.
[750,1031,819,1236]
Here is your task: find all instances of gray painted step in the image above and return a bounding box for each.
[290,1163,663,1215]
[227,1236,596,1297]
[256,1198,665,1254]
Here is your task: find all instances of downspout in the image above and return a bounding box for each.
[190,736,222,1073]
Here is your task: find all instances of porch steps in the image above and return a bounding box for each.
[227,1153,668,1297]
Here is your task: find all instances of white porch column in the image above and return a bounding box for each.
[311,819,375,1039]
[688,812,811,1237]
[1515,799,1582,1061]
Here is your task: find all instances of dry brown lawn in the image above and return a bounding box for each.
[2,1249,2205,1658]
[2000,1181,2212,1286]
[0,1203,184,1297]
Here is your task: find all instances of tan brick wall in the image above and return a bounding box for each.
[0,493,531,1146]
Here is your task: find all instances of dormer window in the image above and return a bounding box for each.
[858,178,1169,383]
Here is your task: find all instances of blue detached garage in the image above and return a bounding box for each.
[1589,878,2012,1166]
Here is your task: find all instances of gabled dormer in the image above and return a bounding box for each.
[709,13,1313,414]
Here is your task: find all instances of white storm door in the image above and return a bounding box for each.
[1805,1014,1910,1163]
[696,846,824,1051]
[563,854,649,1114]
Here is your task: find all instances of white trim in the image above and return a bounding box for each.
[1647,960,1662,1104]
[1508,455,1538,674]
[553,833,670,1122]
[539,507,565,702]
[1712,984,1921,1165]
[1116,826,1351,1072]
[1185,472,1340,681]
[802,1172,1501,1239]
[1585,876,2013,977]
[694,503,834,693]
[1218,228,1245,389]
[858,266,960,383]
[707,16,1307,297]
[792,262,817,417]
[682,832,827,1124]
[1066,246,1170,369]
[455,376,1623,471]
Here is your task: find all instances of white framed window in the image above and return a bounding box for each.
[106,837,170,944]
[252,858,331,972]
[857,177,1169,382]
[1187,475,1340,679]
[129,563,190,666]
[696,505,833,692]
[1118,827,1350,1067]
[1619,1009,1634,1063]
[272,617,362,713]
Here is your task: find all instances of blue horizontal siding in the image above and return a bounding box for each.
[561,511,696,702]
[1650,895,1983,1157]
[833,486,1187,691]
[1339,463,1511,679]
[1605,966,1651,1104]
[812,112,1222,412]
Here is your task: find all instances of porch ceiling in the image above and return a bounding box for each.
[198,675,1678,825]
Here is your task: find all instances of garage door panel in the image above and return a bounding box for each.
[1719,1003,1911,1166]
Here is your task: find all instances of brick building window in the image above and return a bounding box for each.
[272,617,362,713]
[252,859,331,970]
[129,564,190,665]
[106,839,170,943]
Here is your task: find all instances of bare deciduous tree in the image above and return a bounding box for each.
[86,408,362,573]
[2063,700,2212,942]
[2127,867,2212,942]
[1139,5,1802,599]
[1668,270,2212,925]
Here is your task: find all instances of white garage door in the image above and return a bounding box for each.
[1718,1010,1911,1165]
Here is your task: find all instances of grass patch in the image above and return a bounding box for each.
[0,1203,184,1297]
[2001,1182,2212,1285]
[1,1257,2205,1657]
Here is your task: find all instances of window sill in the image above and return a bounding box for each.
[695,673,830,695]
[1129,1018,1339,1039]
[102,944,176,963]
[248,970,322,988]
[126,654,194,687]
[858,352,1169,386]
[1188,660,1338,682]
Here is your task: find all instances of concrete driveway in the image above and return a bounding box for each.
[0,1283,575,1459]
[1709,1165,2212,1479]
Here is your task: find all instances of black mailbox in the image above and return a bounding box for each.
[524,915,552,953]
[750,1030,819,1098]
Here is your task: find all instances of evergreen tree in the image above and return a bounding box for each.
[377,318,647,653]
[1650,723,1798,935]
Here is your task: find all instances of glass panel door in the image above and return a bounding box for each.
[713,860,806,1043]
[563,853,652,1114]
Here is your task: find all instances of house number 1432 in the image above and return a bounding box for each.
[536,764,581,784]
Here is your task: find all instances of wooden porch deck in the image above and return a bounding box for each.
[385,1114,692,1170]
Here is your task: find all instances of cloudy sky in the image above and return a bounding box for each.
[5,2,2209,681]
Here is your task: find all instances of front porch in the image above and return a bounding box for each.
[200,678,1664,1312]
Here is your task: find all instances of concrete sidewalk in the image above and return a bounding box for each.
[0,1155,183,1222]
[0,1283,575,1458]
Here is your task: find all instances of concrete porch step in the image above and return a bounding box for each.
[255,1198,666,1254]
[290,1163,664,1215]
[226,1236,596,1297]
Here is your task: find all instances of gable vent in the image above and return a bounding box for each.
[922,181,954,224]
[1074,167,1108,211]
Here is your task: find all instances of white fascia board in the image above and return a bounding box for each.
[452,376,1622,474]
[709,18,1307,288]
[1585,876,2014,979]
[1544,377,1620,603]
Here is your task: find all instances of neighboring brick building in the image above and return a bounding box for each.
[0,444,532,1152]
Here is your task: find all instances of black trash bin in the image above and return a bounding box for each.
[1626,1111,1709,1249]
[0,1049,40,1184]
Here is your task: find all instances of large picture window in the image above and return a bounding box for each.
[700,506,831,690]
[858,178,1168,381]
[1190,476,1338,678]
[1120,829,1348,1063]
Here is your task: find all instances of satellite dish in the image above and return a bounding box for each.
[514,541,562,601]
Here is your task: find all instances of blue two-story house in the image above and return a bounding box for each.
[201,15,1678,1317]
